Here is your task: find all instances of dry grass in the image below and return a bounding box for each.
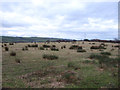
[2,41,118,88]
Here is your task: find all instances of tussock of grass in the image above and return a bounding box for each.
[43,54,58,60]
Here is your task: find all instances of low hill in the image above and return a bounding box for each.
[0,36,72,43]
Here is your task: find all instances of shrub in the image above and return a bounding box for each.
[77,49,86,52]
[100,52,111,56]
[43,54,58,60]
[10,51,16,56]
[28,44,38,47]
[83,60,92,64]
[50,47,59,51]
[69,45,82,50]
[39,47,44,50]
[4,44,7,46]
[9,43,14,45]
[43,45,51,48]
[52,45,56,47]
[90,46,106,49]
[22,48,25,51]
[15,58,21,63]
[4,47,9,51]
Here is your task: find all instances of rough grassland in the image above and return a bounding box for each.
[2,41,118,88]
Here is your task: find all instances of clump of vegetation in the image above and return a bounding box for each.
[77,49,86,52]
[52,45,56,47]
[43,54,58,60]
[69,45,82,50]
[9,43,14,45]
[4,47,9,51]
[15,58,21,63]
[10,51,16,56]
[4,44,7,46]
[100,52,111,56]
[90,46,106,49]
[39,47,44,50]
[43,45,51,48]
[50,47,59,51]
[28,44,38,47]
[89,53,112,69]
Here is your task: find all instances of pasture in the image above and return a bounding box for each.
[2,41,119,88]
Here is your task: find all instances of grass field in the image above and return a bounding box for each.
[2,41,119,88]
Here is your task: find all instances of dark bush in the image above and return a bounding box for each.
[28,44,38,47]
[52,45,56,47]
[10,51,16,56]
[90,46,106,49]
[51,47,59,51]
[22,48,25,51]
[43,45,51,48]
[77,49,86,52]
[4,44,7,46]
[69,45,82,50]
[9,43,14,45]
[114,45,119,48]
[100,52,111,56]
[5,47,9,51]
[43,54,58,60]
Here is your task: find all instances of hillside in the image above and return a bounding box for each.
[0,36,73,43]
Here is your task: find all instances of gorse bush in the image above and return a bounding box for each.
[9,43,14,45]
[28,44,38,47]
[5,47,9,51]
[90,46,106,49]
[77,49,86,52]
[50,47,59,51]
[43,45,51,48]
[10,51,16,56]
[100,52,111,56]
[4,44,7,46]
[69,45,82,50]
[43,54,58,60]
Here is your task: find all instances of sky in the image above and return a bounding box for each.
[0,0,119,40]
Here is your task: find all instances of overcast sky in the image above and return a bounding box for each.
[0,0,118,40]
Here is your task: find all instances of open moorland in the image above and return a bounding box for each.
[2,41,119,88]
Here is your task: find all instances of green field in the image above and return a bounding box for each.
[2,41,119,88]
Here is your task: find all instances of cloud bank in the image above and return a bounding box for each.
[0,0,118,40]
